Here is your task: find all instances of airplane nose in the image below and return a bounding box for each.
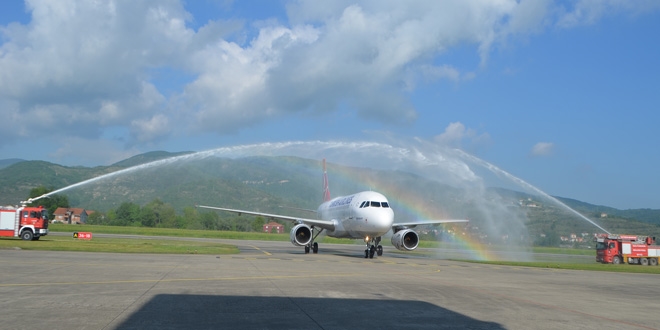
[375,209,394,232]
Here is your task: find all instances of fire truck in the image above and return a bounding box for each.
[0,205,49,240]
[595,234,659,265]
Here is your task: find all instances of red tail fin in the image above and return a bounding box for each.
[322,159,331,202]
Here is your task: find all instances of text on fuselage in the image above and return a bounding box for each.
[329,196,354,208]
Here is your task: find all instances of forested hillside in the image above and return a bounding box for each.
[1,152,659,244]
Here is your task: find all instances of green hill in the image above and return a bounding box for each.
[111,151,195,167]
[1,152,658,242]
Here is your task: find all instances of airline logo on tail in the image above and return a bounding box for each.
[323,159,331,202]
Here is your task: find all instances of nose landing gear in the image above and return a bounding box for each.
[364,236,383,259]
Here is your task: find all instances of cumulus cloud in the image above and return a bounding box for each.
[557,0,660,28]
[434,122,491,149]
[48,136,141,166]
[0,0,189,144]
[0,0,657,156]
[130,114,171,145]
[530,142,555,157]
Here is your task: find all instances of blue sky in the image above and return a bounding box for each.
[0,0,658,209]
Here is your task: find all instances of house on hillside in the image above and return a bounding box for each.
[263,222,284,234]
[53,208,90,224]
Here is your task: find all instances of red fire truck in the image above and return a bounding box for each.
[0,205,49,240]
[595,234,659,265]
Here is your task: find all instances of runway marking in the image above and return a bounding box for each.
[247,245,272,255]
[227,253,574,274]
[216,255,459,270]
[0,272,364,288]
[209,254,484,272]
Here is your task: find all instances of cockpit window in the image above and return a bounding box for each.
[381,202,389,208]
[370,201,381,207]
[359,201,367,208]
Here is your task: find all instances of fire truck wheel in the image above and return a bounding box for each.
[640,258,648,266]
[612,256,621,264]
[20,230,34,241]
[650,258,658,266]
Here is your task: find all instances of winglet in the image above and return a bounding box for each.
[323,159,331,202]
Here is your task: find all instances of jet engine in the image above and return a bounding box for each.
[391,229,419,251]
[290,224,313,246]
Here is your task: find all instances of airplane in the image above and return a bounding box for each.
[196,159,468,258]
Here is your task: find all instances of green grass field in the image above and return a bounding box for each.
[0,224,297,254]
[2,224,658,273]
[48,223,293,241]
[0,226,238,254]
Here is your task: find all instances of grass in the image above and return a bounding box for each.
[0,234,238,255]
[530,246,593,256]
[48,223,294,241]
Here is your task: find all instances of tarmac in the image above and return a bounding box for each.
[0,238,658,330]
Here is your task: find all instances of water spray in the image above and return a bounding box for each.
[453,148,611,235]
[33,140,609,261]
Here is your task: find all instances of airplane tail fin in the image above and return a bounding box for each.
[322,159,331,202]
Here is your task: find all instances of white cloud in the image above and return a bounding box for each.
[130,114,171,145]
[419,65,470,84]
[0,0,189,145]
[557,0,660,28]
[531,142,555,157]
[434,122,491,149]
[1,0,657,156]
[48,136,141,166]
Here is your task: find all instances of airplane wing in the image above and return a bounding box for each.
[392,219,468,231]
[278,205,317,215]
[196,205,336,231]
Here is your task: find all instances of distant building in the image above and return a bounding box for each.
[53,208,90,224]
[263,222,284,234]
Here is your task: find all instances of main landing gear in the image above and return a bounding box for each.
[364,236,383,259]
[304,227,324,254]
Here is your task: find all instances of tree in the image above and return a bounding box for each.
[251,216,265,232]
[233,216,252,232]
[113,202,140,226]
[535,230,561,247]
[179,206,199,229]
[145,199,176,228]
[217,215,233,231]
[199,212,219,230]
[86,211,106,225]
[139,205,157,227]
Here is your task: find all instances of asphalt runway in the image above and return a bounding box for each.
[0,239,658,330]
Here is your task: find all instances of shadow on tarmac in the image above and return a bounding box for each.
[115,294,504,329]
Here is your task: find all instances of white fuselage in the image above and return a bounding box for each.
[317,191,394,239]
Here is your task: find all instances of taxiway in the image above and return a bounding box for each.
[0,239,657,329]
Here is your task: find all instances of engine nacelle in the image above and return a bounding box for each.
[391,229,419,251]
[290,224,313,246]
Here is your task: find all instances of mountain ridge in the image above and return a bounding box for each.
[1,152,658,239]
